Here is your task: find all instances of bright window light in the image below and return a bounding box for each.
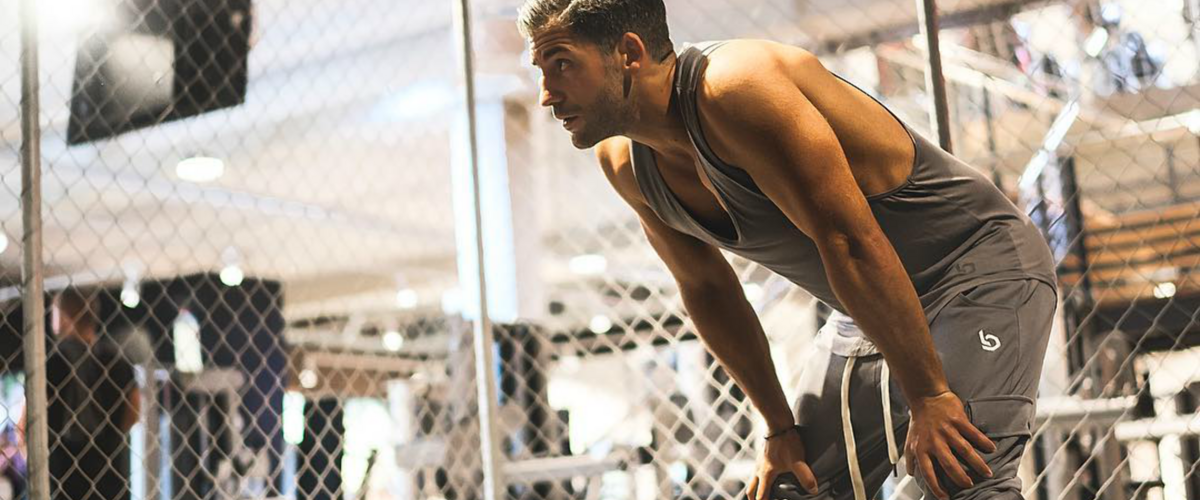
[441,288,463,315]
[569,254,607,275]
[176,156,225,183]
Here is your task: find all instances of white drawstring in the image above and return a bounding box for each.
[881,361,900,465]
[843,357,902,500]
[841,357,867,500]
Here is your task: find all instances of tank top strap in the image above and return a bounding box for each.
[674,41,763,194]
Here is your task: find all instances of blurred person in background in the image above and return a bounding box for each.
[21,288,139,500]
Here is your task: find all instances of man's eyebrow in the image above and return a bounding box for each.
[531,46,569,66]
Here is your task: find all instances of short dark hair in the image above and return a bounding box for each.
[518,0,673,60]
[54,287,98,329]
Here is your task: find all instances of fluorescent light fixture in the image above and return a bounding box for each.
[172,311,204,374]
[176,156,225,183]
[589,315,613,334]
[219,264,244,287]
[383,330,404,352]
[1153,282,1176,299]
[1084,28,1109,58]
[569,254,608,275]
[0,233,7,254]
[743,283,764,302]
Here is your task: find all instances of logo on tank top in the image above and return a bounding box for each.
[979,330,1001,351]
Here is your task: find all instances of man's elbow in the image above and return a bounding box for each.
[819,229,893,268]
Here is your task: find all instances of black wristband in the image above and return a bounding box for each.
[765,424,801,441]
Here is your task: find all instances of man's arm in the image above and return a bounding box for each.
[595,139,796,435]
[695,44,994,496]
[121,386,141,432]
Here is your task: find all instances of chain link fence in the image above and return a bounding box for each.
[2,0,1199,499]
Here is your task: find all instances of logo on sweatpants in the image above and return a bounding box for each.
[979,330,1001,351]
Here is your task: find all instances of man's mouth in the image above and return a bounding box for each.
[562,116,580,129]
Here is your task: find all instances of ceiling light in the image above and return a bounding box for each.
[176,156,225,183]
[299,369,318,389]
[396,289,418,309]
[1153,282,1176,299]
[589,315,613,334]
[220,264,244,287]
[120,283,140,309]
[569,254,607,275]
[383,330,404,352]
[0,233,7,254]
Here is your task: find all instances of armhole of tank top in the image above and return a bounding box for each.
[626,140,662,217]
[827,72,920,201]
[677,42,767,197]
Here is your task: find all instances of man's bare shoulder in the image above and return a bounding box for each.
[699,39,820,100]
[594,136,642,205]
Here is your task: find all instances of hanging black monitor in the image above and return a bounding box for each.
[66,0,252,145]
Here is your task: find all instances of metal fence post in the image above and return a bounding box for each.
[916,0,953,152]
[452,1,505,499]
[19,1,50,500]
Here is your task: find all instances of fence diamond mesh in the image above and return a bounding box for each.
[1,0,1199,500]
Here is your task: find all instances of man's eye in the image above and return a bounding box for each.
[557,59,570,71]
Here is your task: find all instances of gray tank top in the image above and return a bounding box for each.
[630,42,1057,355]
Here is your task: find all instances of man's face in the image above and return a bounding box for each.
[530,27,635,149]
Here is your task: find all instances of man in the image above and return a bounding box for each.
[43,288,140,500]
[517,2,1058,500]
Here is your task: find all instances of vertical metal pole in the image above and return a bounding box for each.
[916,0,953,153]
[452,1,504,499]
[19,1,50,500]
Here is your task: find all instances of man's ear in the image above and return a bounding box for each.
[616,32,648,72]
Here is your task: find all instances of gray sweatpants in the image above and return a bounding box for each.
[770,278,1057,500]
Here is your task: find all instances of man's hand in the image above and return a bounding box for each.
[905,391,996,500]
[746,429,818,500]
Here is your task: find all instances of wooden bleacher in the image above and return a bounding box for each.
[1059,202,1200,307]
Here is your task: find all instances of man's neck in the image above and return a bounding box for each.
[620,54,696,164]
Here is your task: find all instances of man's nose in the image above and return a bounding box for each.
[538,79,559,108]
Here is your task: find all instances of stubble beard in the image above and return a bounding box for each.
[570,68,637,149]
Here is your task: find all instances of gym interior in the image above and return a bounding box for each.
[1,0,1199,499]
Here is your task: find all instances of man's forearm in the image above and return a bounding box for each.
[822,234,949,401]
[679,282,795,433]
